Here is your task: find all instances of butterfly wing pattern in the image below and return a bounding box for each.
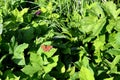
[41,45,53,52]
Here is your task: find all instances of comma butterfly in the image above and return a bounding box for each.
[41,45,53,52]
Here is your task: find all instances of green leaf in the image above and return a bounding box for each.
[30,52,43,66]
[89,2,105,18]
[94,35,105,51]
[110,55,120,74]
[43,74,56,80]
[0,23,3,35]
[56,62,65,73]
[109,32,120,48]
[72,11,81,22]
[91,17,106,36]
[43,55,58,73]
[102,1,117,19]
[81,16,98,33]
[20,26,35,43]
[106,19,116,33]
[21,64,37,76]
[4,70,20,80]
[21,52,44,76]
[47,2,53,14]
[0,12,3,23]
[12,43,28,65]
[12,8,28,22]
[79,66,95,80]
[107,49,120,56]
[115,19,120,31]
[9,36,18,54]
[104,77,114,80]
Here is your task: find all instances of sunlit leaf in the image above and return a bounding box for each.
[79,66,95,80]
[102,1,117,19]
[12,43,28,65]
[0,23,3,35]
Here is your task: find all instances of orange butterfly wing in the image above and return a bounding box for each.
[41,45,53,52]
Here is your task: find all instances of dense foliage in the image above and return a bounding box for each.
[0,0,120,80]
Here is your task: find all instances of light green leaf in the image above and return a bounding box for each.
[30,52,43,66]
[0,23,3,35]
[21,52,43,76]
[12,8,28,22]
[106,19,116,33]
[47,2,53,14]
[107,49,120,56]
[12,43,28,65]
[92,17,106,36]
[12,8,19,17]
[79,66,95,80]
[19,8,29,17]
[49,13,60,19]
[110,55,120,74]
[81,16,98,33]
[43,55,58,73]
[115,19,120,31]
[94,35,105,51]
[56,62,65,73]
[102,1,117,19]
[109,32,120,48]
[89,2,105,17]
[104,77,114,80]
[0,12,3,23]
[21,65,36,76]
[72,11,81,22]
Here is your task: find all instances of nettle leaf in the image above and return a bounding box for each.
[91,17,106,36]
[12,8,28,22]
[30,52,43,66]
[104,77,114,80]
[20,26,35,43]
[79,66,95,80]
[49,13,60,19]
[107,49,120,56]
[43,55,58,73]
[116,9,120,16]
[106,19,116,33]
[93,35,105,63]
[12,43,28,65]
[44,74,56,80]
[47,2,53,14]
[110,55,120,74]
[4,70,20,80]
[102,1,117,19]
[94,35,105,51]
[21,64,37,76]
[72,11,81,22]
[82,56,94,74]
[81,16,98,33]
[109,32,120,48]
[114,19,120,31]
[56,62,65,73]
[81,16,105,36]
[9,36,18,54]
[89,2,105,18]
[21,52,44,76]
[0,23,3,35]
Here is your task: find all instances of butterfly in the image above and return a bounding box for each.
[35,10,41,16]
[41,45,53,52]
